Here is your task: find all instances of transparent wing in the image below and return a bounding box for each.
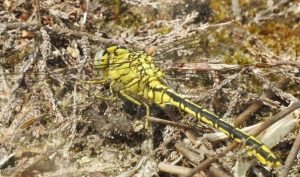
[2,22,253,95]
[155,22,264,65]
[151,22,276,102]
[1,54,140,145]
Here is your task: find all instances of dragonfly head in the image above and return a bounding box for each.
[93,46,128,71]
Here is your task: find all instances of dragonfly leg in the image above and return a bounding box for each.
[94,94,117,101]
[80,79,117,100]
[119,90,151,130]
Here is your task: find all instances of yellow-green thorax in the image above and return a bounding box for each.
[93,46,166,101]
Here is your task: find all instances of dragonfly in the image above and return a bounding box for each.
[0,22,283,168]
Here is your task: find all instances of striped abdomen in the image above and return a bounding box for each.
[144,80,281,167]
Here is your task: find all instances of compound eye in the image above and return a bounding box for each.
[117,45,127,49]
[95,50,107,60]
[93,50,108,70]
[115,45,129,55]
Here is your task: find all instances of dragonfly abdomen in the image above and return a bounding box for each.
[147,82,282,167]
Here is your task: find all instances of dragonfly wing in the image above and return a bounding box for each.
[154,22,275,100]
[155,22,264,65]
